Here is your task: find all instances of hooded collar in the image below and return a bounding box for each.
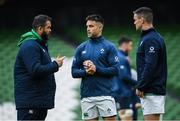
[17,29,43,47]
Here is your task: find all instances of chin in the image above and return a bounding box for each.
[87,35,91,38]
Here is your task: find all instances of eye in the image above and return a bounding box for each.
[89,25,94,28]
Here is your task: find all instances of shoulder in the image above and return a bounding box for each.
[118,53,126,62]
[144,29,163,41]
[75,41,88,52]
[118,52,125,58]
[102,38,116,49]
[103,38,115,46]
[20,39,40,50]
[143,38,159,47]
[142,32,160,47]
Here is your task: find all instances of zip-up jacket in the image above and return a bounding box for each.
[136,28,167,95]
[71,36,119,99]
[14,39,59,109]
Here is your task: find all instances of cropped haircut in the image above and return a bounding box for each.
[86,14,104,25]
[118,36,132,46]
[133,7,153,23]
[32,14,52,30]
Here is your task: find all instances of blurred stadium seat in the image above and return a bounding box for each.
[0,26,180,120]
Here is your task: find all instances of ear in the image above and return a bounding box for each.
[38,26,43,31]
[37,26,43,34]
[141,17,145,24]
[99,23,103,30]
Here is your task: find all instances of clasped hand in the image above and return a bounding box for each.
[83,60,96,75]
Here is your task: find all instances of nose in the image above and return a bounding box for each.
[87,28,90,32]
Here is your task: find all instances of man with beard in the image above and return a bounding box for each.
[14,14,65,120]
[112,37,137,121]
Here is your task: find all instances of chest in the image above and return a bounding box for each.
[80,43,108,62]
[39,47,52,63]
[137,40,145,58]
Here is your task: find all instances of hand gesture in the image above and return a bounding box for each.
[136,89,144,98]
[55,55,65,67]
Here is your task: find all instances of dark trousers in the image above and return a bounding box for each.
[17,108,48,121]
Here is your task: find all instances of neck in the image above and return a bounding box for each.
[96,32,102,38]
[119,47,126,52]
[91,34,102,39]
[142,23,153,31]
[119,47,129,56]
[36,31,42,37]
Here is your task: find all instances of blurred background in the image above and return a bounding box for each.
[0,0,180,120]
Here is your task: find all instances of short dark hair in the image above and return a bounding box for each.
[85,14,104,25]
[133,7,153,23]
[118,36,132,46]
[32,14,52,30]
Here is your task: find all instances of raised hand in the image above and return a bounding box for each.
[136,89,144,98]
[55,55,65,67]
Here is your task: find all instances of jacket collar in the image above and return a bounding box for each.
[89,36,104,43]
[141,28,155,37]
[119,50,128,56]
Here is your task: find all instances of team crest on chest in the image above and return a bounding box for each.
[82,50,86,54]
[100,48,105,54]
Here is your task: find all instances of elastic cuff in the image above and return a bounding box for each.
[52,61,59,71]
